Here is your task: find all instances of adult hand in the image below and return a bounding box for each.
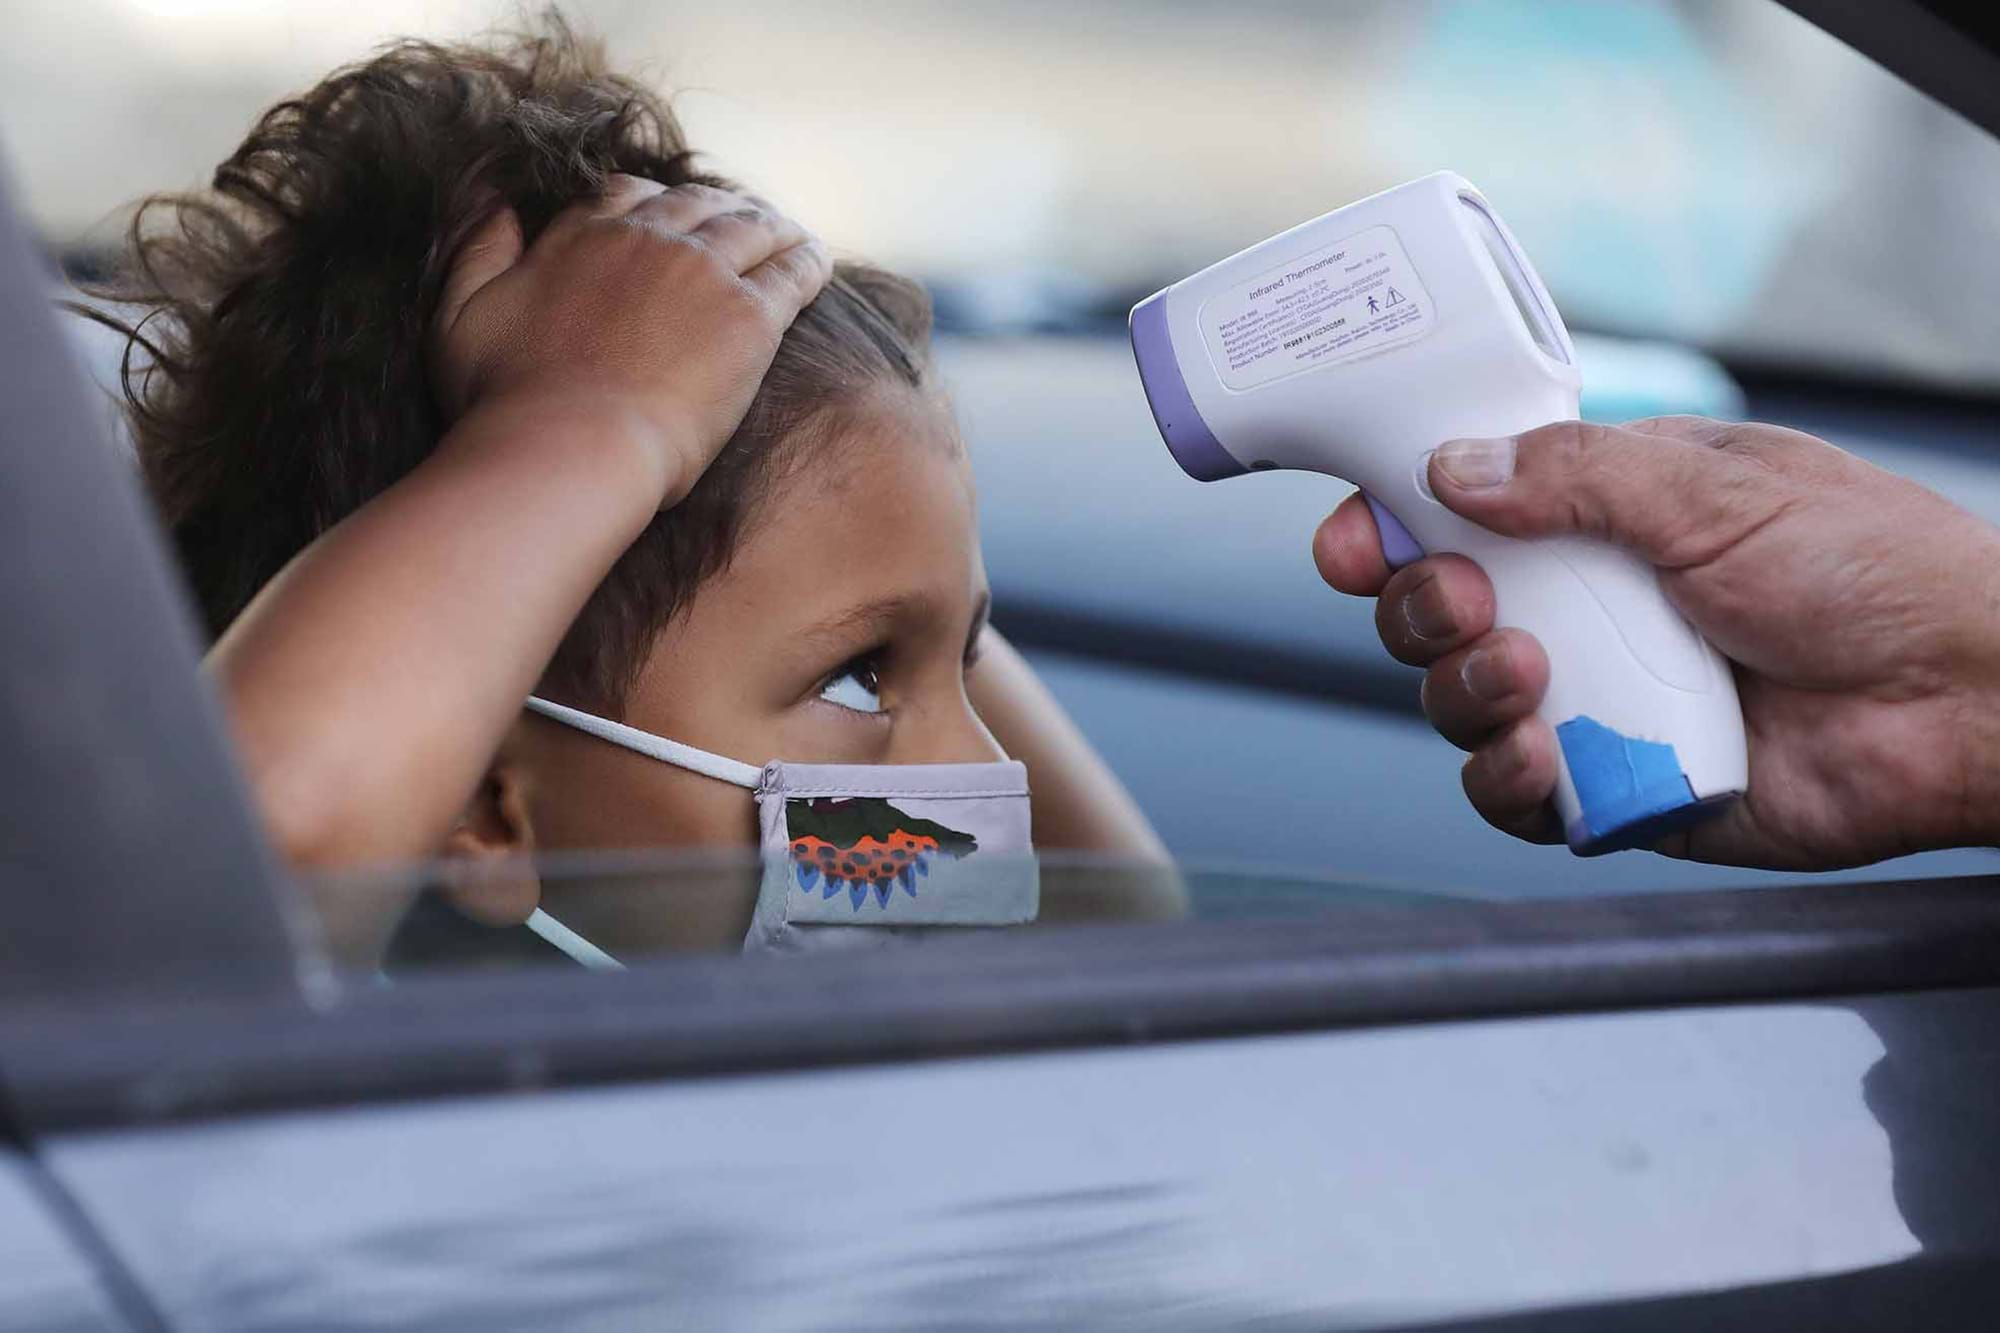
[1313,416,2000,869]
[430,175,832,508]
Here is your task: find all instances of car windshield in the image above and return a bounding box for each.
[13,0,2000,391]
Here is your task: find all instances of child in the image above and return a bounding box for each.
[87,21,1170,964]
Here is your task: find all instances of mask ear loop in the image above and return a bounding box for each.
[523,696,764,789]
[519,695,766,972]
[525,907,625,971]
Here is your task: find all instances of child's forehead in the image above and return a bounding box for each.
[776,387,972,506]
[739,387,977,557]
[652,400,985,677]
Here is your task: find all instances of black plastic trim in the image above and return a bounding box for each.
[0,166,306,1010]
[1779,0,2000,139]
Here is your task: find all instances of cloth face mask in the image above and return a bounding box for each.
[518,696,1039,962]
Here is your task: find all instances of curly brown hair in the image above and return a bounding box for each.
[80,16,933,714]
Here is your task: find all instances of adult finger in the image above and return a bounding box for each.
[1424,417,1785,569]
[1417,628,1550,750]
[1374,554,1496,667]
[433,206,524,343]
[1460,718,1563,844]
[741,238,834,316]
[1312,492,1393,596]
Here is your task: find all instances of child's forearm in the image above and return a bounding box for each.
[213,395,667,867]
[967,628,1170,863]
[207,179,827,877]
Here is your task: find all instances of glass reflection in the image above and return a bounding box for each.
[301,852,1465,979]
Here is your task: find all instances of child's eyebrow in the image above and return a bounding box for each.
[792,593,932,653]
[791,587,992,660]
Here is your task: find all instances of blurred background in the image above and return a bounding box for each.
[6,0,2000,898]
[14,0,2000,385]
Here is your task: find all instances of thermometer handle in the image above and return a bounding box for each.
[1365,491,1747,854]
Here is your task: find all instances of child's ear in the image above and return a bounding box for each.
[438,763,543,926]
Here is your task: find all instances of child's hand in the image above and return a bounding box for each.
[429,175,831,507]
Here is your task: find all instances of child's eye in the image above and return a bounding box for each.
[818,656,884,715]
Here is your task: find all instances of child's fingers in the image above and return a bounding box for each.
[531,173,668,247]
[434,206,525,341]
[627,182,747,233]
[688,205,814,276]
[566,172,668,228]
[541,178,810,278]
[624,186,817,275]
[742,238,834,316]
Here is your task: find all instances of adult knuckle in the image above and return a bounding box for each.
[1657,454,1779,565]
[1630,413,1715,437]
[1708,422,1774,459]
[1530,418,1595,473]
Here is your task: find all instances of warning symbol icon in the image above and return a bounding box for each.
[1384,287,1406,307]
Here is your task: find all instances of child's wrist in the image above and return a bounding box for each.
[443,389,693,506]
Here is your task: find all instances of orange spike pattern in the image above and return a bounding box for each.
[789,829,949,907]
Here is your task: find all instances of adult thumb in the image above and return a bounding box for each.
[1424,417,1770,567]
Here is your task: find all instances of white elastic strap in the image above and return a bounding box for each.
[523,695,764,789]
[525,907,626,972]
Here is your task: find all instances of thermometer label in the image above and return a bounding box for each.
[1199,224,1432,390]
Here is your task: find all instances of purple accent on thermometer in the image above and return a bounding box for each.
[1364,491,1425,568]
[1129,291,1246,482]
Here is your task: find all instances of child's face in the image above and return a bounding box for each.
[514,385,1003,857]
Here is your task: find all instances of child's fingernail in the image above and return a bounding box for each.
[1435,437,1517,489]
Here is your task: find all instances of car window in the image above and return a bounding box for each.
[9,0,1999,999]
[303,851,1471,981]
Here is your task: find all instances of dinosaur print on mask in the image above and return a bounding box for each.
[785,796,979,910]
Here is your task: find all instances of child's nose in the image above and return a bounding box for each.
[900,699,1007,765]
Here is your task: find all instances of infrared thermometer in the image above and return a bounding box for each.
[1129,171,1746,854]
